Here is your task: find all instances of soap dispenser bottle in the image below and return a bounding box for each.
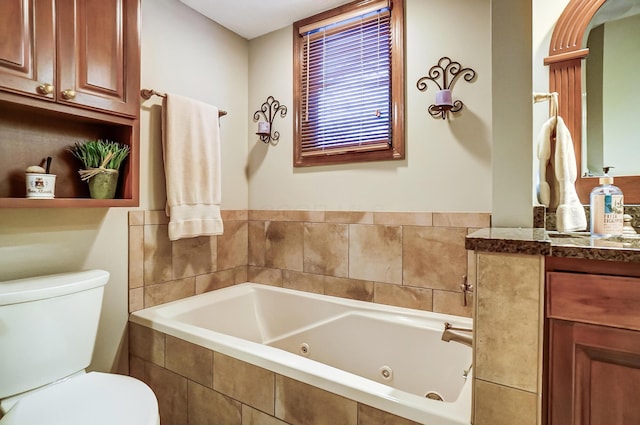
[590,166,624,237]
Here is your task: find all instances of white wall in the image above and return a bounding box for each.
[0,0,249,373]
[247,0,492,213]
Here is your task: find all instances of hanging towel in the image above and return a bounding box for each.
[536,116,553,208]
[162,93,224,241]
[553,116,586,232]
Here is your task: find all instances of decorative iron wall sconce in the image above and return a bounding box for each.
[416,57,476,120]
[254,96,287,144]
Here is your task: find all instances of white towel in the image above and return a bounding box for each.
[162,93,224,240]
[553,116,586,232]
[537,114,587,232]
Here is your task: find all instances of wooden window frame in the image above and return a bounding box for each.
[293,0,405,167]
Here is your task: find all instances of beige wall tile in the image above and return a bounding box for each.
[248,220,266,266]
[326,211,374,224]
[218,220,248,270]
[475,252,542,393]
[275,375,357,425]
[373,212,433,226]
[188,380,242,425]
[129,288,144,312]
[145,210,169,225]
[129,225,144,288]
[349,224,402,284]
[146,362,188,425]
[195,269,238,293]
[129,210,145,225]
[265,221,303,271]
[282,270,325,294]
[324,276,373,302]
[358,404,423,425]
[474,380,537,425]
[214,352,275,414]
[221,209,248,221]
[433,289,473,318]
[248,266,283,286]
[129,322,165,366]
[234,266,248,283]
[374,283,433,311]
[242,405,288,425]
[172,236,217,279]
[128,355,146,381]
[433,212,491,228]
[144,224,173,284]
[166,336,213,387]
[303,222,348,277]
[403,226,467,291]
[280,210,325,222]
[144,277,195,308]
[249,210,284,221]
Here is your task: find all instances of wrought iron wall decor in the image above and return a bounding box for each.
[254,96,287,144]
[416,57,476,120]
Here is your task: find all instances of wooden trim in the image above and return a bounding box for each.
[544,0,640,203]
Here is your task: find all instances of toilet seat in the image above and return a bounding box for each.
[0,372,159,425]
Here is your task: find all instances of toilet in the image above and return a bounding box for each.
[0,270,159,425]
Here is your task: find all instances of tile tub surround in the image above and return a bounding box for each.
[129,322,426,425]
[129,210,490,316]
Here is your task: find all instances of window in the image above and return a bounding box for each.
[293,0,405,167]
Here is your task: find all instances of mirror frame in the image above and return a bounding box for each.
[545,0,640,204]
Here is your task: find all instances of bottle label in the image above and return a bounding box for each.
[592,194,623,235]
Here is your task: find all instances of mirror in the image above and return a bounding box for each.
[546,0,640,204]
[584,1,640,177]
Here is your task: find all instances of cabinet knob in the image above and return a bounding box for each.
[61,89,77,100]
[36,83,54,95]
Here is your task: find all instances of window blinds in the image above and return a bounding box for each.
[298,5,392,157]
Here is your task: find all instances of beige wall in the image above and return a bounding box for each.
[247,0,493,213]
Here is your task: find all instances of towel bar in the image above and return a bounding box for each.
[140,89,227,117]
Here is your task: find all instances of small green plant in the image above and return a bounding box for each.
[68,139,130,182]
[68,139,130,170]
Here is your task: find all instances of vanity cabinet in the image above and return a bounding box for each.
[545,258,640,425]
[0,0,140,207]
[0,0,140,117]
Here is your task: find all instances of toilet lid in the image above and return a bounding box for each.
[0,372,159,425]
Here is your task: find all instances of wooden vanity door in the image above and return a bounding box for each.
[0,0,55,100]
[547,271,640,425]
[549,319,640,425]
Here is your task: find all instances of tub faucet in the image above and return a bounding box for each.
[441,322,473,348]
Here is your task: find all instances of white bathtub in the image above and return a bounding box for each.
[129,283,472,425]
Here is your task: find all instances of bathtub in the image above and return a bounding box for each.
[129,283,472,425]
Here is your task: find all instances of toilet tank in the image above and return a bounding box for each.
[0,270,109,399]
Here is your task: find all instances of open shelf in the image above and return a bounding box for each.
[0,100,138,208]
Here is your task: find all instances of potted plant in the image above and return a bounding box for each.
[68,139,130,199]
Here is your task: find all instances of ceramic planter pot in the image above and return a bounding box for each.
[88,169,119,199]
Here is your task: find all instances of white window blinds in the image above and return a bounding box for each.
[298,4,392,157]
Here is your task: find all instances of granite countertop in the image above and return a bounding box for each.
[466,228,640,263]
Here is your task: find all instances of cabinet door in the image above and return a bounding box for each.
[0,0,55,100]
[549,320,640,425]
[56,0,140,117]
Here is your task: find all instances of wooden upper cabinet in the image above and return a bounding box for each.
[0,0,56,100]
[0,0,140,118]
[57,0,140,117]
